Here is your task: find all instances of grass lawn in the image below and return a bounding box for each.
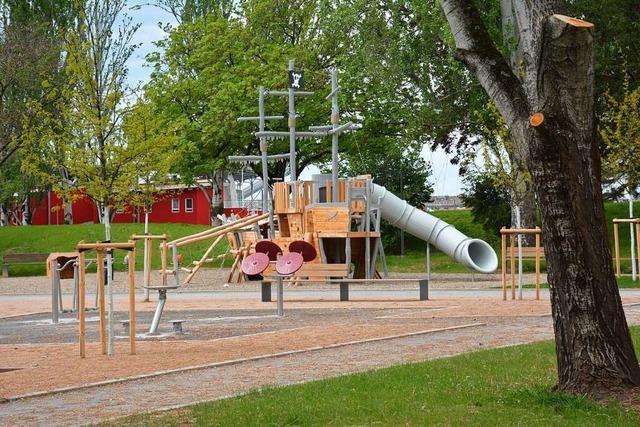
[0,201,637,276]
[0,223,229,275]
[107,327,640,426]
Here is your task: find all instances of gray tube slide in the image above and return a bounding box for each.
[371,184,498,273]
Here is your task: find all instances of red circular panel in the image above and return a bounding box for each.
[241,253,270,275]
[255,240,283,261]
[276,252,304,276]
[289,240,317,262]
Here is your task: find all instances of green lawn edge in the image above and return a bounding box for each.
[105,327,640,427]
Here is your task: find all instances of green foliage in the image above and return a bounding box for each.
[144,1,335,186]
[600,79,640,195]
[20,0,174,232]
[461,173,511,244]
[109,328,640,427]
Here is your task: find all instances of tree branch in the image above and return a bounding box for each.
[440,0,530,129]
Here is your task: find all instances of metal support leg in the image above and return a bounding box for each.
[72,265,79,313]
[345,238,352,278]
[276,276,284,316]
[51,260,59,324]
[340,282,349,301]
[419,279,429,301]
[149,290,167,335]
[261,281,272,302]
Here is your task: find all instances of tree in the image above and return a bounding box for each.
[441,1,640,395]
[600,79,640,196]
[22,0,173,239]
[145,0,337,221]
[0,1,78,221]
[460,173,510,245]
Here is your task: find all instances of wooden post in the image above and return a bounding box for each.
[160,242,167,286]
[78,251,86,358]
[510,234,516,300]
[96,250,106,355]
[614,222,621,277]
[501,229,507,301]
[128,246,136,355]
[535,231,541,300]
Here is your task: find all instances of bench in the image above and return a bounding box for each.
[2,253,49,277]
[261,263,350,301]
[261,263,428,302]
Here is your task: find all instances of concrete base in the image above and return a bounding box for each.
[340,282,349,301]
[261,282,272,302]
[419,279,429,300]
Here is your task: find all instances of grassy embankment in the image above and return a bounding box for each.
[0,201,638,280]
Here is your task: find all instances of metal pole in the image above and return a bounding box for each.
[259,86,275,238]
[277,275,284,316]
[630,196,637,280]
[288,59,297,182]
[106,248,114,355]
[330,68,339,202]
[517,206,523,299]
[425,243,431,281]
[51,259,59,324]
[143,211,150,302]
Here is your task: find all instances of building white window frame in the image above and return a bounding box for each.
[185,198,194,213]
[171,197,180,213]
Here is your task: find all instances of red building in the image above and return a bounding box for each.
[28,185,220,226]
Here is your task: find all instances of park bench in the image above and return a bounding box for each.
[2,253,49,277]
[261,263,428,302]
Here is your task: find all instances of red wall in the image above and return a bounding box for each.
[29,187,216,226]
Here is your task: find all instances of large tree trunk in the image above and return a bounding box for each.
[441,1,640,396]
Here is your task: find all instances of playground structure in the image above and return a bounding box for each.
[75,241,137,358]
[500,227,542,301]
[147,61,498,311]
[612,218,640,279]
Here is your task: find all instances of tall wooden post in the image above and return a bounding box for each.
[614,222,621,277]
[160,242,167,286]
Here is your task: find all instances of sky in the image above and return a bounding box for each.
[125,2,465,196]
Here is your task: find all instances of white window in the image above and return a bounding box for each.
[171,198,180,213]
[185,198,194,213]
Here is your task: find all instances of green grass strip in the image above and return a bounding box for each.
[108,328,640,426]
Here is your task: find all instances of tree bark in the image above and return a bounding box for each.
[441,1,640,396]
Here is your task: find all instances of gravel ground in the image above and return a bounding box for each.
[0,268,545,295]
